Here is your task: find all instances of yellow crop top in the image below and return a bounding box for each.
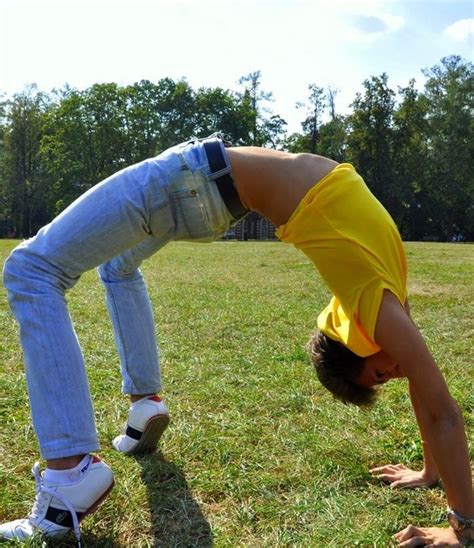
[276,163,407,357]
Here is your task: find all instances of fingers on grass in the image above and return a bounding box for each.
[373,473,397,483]
[371,471,405,484]
[370,463,405,473]
[389,479,416,489]
[394,525,423,540]
[394,525,431,546]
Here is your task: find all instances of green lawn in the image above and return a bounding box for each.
[0,240,472,547]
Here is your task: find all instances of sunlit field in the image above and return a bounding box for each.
[0,240,472,547]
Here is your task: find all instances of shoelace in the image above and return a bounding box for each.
[29,462,82,547]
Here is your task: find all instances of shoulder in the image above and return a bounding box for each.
[374,291,425,363]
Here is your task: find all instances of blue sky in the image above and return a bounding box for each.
[0,0,472,133]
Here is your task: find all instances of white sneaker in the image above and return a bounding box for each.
[0,455,114,545]
[113,395,169,454]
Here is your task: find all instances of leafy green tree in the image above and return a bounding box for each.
[316,116,348,162]
[84,83,129,177]
[238,71,286,147]
[346,74,398,216]
[259,114,287,149]
[121,80,167,162]
[238,71,270,145]
[0,92,6,142]
[151,78,196,152]
[287,85,347,160]
[40,87,107,213]
[194,87,254,144]
[316,86,348,162]
[422,55,474,239]
[392,80,430,239]
[296,84,325,154]
[41,79,197,215]
[284,131,307,153]
[2,85,51,236]
[0,92,9,234]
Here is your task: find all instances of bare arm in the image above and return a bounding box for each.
[371,382,441,489]
[371,300,440,489]
[408,381,440,484]
[404,299,440,482]
[375,292,473,543]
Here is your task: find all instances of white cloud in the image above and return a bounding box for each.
[289,1,405,44]
[443,18,474,43]
[375,12,405,33]
[337,12,405,43]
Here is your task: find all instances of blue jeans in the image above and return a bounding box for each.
[3,137,236,459]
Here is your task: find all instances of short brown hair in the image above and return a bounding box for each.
[308,330,377,407]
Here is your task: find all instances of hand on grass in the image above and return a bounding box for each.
[394,525,464,547]
[370,463,439,489]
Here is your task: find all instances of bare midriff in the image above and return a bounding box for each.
[226,147,338,227]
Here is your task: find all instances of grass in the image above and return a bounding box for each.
[0,240,472,547]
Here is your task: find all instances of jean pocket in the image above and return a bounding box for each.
[171,170,215,242]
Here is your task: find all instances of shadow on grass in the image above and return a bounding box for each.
[134,452,213,547]
[41,534,117,547]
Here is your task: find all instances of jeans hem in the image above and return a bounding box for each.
[40,441,101,461]
[122,384,162,395]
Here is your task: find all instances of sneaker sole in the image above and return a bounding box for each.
[80,478,115,522]
[129,414,170,455]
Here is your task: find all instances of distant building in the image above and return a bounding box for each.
[225,212,277,240]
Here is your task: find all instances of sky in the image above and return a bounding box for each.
[0,0,473,133]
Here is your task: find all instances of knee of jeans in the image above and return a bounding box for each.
[2,247,40,304]
[98,261,142,284]
[3,246,25,291]
[3,244,75,297]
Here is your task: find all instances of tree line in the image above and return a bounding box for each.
[0,55,472,240]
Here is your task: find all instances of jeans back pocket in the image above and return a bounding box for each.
[170,169,216,242]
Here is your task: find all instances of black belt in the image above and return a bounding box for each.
[203,140,249,221]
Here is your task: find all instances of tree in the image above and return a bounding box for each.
[422,55,474,239]
[194,87,254,145]
[40,80,196,215]
[121,80,169,162]
[2,85,51,236]
[151,78,196,151]
[259,114,287,149]
[327,86,339,121]
[296,84,326,154]
[346,74,398,217]
[0,92,9,235]
[316,116,348,162]
[287,84,347,160]
[0,92,6,143]
[40,86,111,213]
[238,71,286,147]
[392,80,430,239]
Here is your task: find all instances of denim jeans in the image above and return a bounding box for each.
[3,137,236,459]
